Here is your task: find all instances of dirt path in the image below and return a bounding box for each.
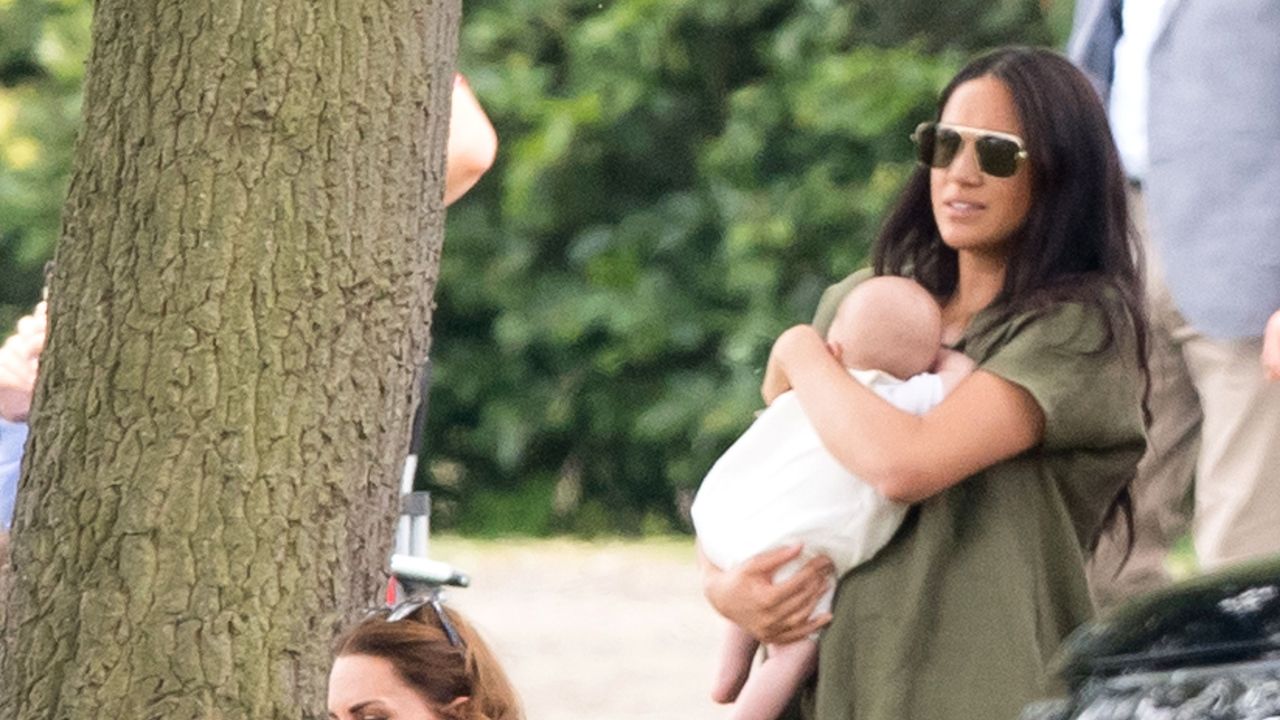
[433,536,732,720]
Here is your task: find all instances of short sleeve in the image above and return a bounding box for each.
[811,268,873,335]
[977,302,1145,452]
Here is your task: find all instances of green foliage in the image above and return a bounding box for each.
[1,0,1062,534]
[425,0,1058,534]
[0,0,88,329]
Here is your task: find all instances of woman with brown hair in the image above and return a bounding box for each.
[328,601,522,720]
[703,46,1151,719]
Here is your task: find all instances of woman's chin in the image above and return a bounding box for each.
[939,229,1014,257]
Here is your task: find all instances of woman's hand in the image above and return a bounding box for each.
[761,325,828,406]
[700,544,836,644]
[0,302,47,422]
[760,353,791,407]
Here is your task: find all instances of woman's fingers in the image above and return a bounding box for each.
[16,304,46,335]
[762,571,824,622]
[0,304,48,422]
[760,357,791,406]
[704,546,837,643]
[10,305,47,365]
[768,594,834,644]
[701,549,788,631]
[756,553,835,642]
[739,544,806,579]
[770,612,834,645]
[768,552,834,595]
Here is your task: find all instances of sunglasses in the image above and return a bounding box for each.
[911,121,1028,178]
[370,591,467,648]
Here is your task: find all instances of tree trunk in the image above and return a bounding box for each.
[0,0,460,716]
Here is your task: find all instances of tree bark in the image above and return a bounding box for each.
[0,0,460,716]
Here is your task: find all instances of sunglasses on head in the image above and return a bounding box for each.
[911,121,1028,178]
[369,591,467,648]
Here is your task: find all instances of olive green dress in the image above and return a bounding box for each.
[780,271,1146,720]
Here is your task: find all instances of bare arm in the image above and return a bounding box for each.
[765,324,1044,503]
[443,75,498,207]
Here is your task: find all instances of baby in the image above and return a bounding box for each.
[691,276,974,720]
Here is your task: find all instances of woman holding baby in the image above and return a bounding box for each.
[702,46,1149,720]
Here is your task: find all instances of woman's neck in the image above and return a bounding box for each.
[941,251,1007,343]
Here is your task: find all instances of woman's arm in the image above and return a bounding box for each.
[0,302,47,423]
[443,75,498,207]
[767,325,1045,503]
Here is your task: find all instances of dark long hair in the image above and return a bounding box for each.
[874,46,1150,552]
[334,603,523,720]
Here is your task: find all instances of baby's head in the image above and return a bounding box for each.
[826,276,942,380]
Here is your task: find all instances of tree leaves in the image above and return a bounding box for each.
[0,0,1064,534]
[425,0,1059,534]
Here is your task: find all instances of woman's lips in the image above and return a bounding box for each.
[942,200,986,219]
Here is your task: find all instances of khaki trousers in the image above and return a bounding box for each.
[1087,190,1280,610]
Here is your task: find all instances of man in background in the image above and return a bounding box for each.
[1069,0,1280,607]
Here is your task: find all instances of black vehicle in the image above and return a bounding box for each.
[1021,556,1280,720]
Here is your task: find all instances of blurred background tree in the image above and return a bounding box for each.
[1,0,1071,536]
[0,0,89,326]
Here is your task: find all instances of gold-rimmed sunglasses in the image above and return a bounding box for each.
[910,121,1029,178]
